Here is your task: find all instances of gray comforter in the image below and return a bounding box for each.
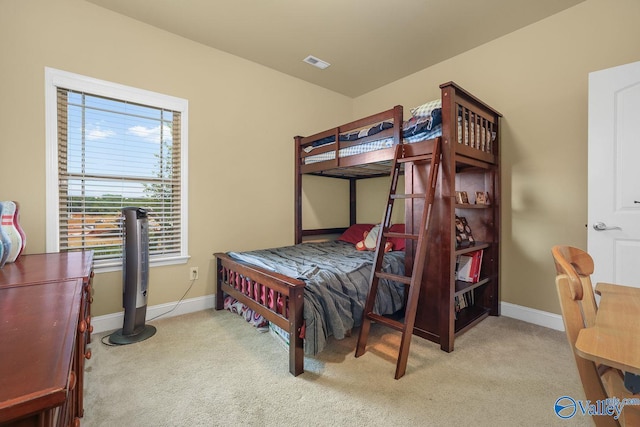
[228,240,405,355]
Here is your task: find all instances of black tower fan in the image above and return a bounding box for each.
[109,207,157,345]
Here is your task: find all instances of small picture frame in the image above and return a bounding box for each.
[475,191,490,205]
[455,191,470,204]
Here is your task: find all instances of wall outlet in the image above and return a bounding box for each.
[190,267,199,280]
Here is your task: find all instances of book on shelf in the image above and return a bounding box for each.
[455,293,467,312]
[454,290,475,316]
[456,249,483,283]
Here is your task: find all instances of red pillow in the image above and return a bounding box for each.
[338,224,375,245]
[388,224,406,251]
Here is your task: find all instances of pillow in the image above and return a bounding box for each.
[388,224,406,251]
[410,99,442,119]
[338,224,375,245]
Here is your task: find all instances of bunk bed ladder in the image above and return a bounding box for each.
[354,139,442,379]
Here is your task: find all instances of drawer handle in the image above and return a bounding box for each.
[85,349,92,360]
[78,320,86,333]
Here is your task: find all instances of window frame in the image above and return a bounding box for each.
[45,67,189,272]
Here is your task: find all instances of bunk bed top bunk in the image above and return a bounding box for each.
[215,81,502,377]
[295,81,500,181]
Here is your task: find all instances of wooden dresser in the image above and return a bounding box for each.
[0,251,94,426]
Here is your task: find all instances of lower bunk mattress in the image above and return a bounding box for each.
[225,240,406,355]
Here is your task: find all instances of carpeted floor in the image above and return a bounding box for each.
[82,310,592,426]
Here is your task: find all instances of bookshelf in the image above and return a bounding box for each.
[405,85,501,353]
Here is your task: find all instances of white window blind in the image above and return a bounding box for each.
[46,68,189,270]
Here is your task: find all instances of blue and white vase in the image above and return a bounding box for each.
[1,201,22,263]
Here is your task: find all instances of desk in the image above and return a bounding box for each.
[575,282,640,376]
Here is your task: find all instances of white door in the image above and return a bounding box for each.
[588,60,640,288]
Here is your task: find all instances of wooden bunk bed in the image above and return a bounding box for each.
[214,81,501,376]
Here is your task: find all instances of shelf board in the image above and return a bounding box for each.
[455,242,489,255]
[454,154,495,170]
[454,277,490,296]
[455,305,490,334]
[455,203,492,209]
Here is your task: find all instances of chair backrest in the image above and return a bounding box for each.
[555,274,619,427]
[551,245,598,327]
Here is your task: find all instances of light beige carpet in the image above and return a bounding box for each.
[83,310,592,426]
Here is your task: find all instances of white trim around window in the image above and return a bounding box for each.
[44,67,189,272]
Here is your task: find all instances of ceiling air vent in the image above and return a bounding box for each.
[303,55,330,70]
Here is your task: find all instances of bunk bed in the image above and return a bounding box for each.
[214,81,501,376]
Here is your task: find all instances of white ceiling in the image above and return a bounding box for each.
[86,0,585,97]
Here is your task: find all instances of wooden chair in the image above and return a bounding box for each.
[551,245,598,327]
[555,274,618,426]
[553,246,640,426]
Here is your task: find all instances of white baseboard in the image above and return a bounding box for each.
[92,297,563,335]
[91,295,216,335]
[500,301,564,331]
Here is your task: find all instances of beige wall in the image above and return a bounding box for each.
[0,0,352,316]
[353,0,640,313]
[2,0,639,319]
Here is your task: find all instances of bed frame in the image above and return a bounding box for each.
[214,81,499,376]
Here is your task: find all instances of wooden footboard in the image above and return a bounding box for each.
[214,253,306,376]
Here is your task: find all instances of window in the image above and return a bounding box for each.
[45,68,189,271]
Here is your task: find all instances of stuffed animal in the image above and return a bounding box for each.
[355,224,393,253]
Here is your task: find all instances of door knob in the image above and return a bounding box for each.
[593,222,622,231]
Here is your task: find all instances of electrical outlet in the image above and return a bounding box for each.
[190,267,199,280]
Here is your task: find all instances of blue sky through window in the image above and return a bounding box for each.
[66,91,173,197]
